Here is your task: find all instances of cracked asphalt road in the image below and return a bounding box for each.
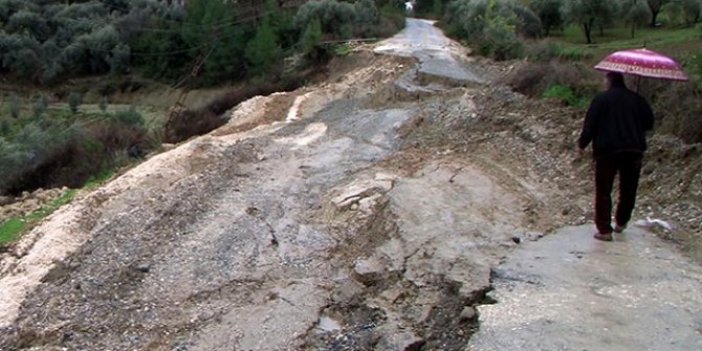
[2,19,699,351]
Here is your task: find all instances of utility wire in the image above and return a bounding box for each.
[56,13,266,57]
[101,1,272,31]
[57,9,272,34]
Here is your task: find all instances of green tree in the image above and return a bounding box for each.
[294,0,360,39]
[433,0,444,16]
[110,43,131,74]
[300,17,323,53]
[530,0,564,36]
[671,0,702,25]
[245,19,281,77]
[181,0,247,83]
[646,0,672,26]
[620,0,650,37]
[444,0,526,60]
[563,0,613,43]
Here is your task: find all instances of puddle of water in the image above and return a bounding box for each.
[317,316,342,332]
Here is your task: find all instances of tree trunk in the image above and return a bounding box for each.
[631,23,636,38]
[650,11,658,27]
[649,4,660,27]
[583,22,592,44]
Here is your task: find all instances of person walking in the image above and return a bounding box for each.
[578,72,654,241]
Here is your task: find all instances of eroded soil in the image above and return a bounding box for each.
[0,19,700,351]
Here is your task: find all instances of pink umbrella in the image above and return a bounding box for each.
[594,48,689,81]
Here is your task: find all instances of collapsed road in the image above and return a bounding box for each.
[1,19,701,351]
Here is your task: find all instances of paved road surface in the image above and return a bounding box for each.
[468,225,702,351]
[375,18,483,86]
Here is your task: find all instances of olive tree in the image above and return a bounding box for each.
[563,0,614,43]
[619,0,651,38]
[670,0,702,25]
[646,0,672,26]
[529,0,564,36]
[444,0,537,60]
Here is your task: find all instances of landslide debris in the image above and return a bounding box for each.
[1,21,701,351]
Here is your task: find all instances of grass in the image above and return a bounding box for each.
[84,169,115,189]
[542,84,590,108]
[0,169,115,247]
[0,219,25,246]
[552,24,702,68]
[0,189,78,247]
[535,24,702,92]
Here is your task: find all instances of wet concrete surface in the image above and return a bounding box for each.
[374,19,484,87]
[4,17,699,351]
[468,224,702,351]
[0,19,510,348]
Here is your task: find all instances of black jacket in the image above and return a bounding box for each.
[578,86,654,158]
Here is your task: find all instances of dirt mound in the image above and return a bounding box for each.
[1,20,700,351]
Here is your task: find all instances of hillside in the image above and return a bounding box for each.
[0,19,701,350]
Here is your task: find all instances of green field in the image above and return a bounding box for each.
[0,189,77,247]
[552,24,702,78]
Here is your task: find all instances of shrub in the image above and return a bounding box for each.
[651,82,702,144]
[542,84,588,107]
[68,92,82,114]
[526,41,592,62]
[32,93,48,118]
[0,0,169,82]
[0,115,155,194]
[110,106,144,128]
[7,94,22,119]
[0,117,11,136]
[557,46,592,61]
[373,10,405,38]
[480,15,524,60]
[99,96,108,113]
[9,47,43,80]
[443,0,537,60]
[413,0,445,17]
[294,0,382,39]
[526,40,557,61]
[5,9,51,41]
[333,43,354,56]
[0,137,24,192]
[511,2,542,38]
[506,61,592,98]
[110,43,131,74]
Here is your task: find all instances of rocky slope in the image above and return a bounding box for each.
[0,19,700,351]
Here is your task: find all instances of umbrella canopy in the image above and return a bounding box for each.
[594,48,688,81]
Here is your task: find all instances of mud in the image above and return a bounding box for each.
[1,18,700,351]
[469,225,702,351]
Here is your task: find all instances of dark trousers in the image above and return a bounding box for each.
[594,152,643,234]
